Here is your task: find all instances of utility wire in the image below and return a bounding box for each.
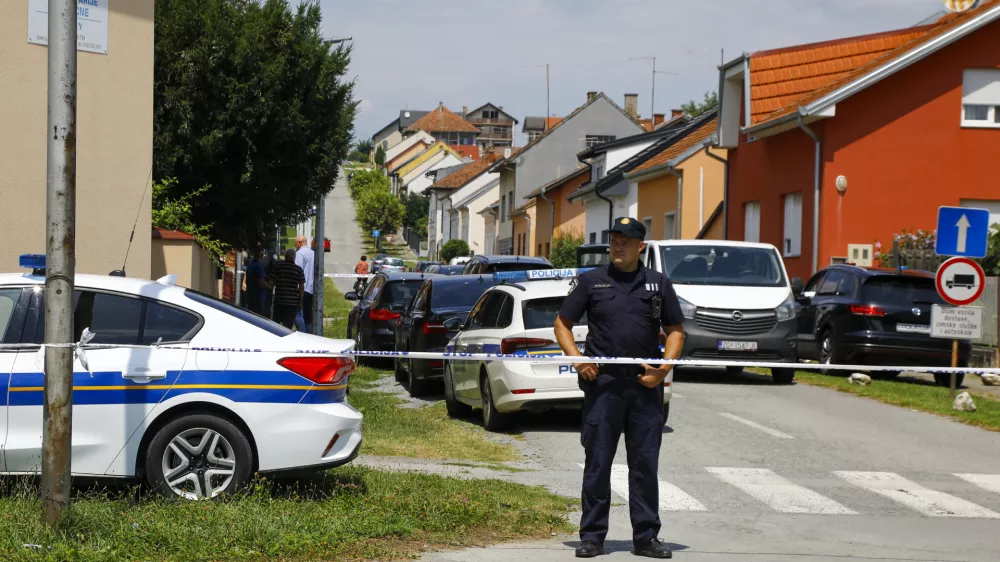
[122,164,153,273]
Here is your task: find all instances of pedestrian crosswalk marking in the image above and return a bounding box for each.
[834,471,1000,519]
[578,464,707,512]
[954,473,1000,496]
[707,467,857,515]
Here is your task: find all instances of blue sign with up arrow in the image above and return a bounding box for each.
[935,206,990,258]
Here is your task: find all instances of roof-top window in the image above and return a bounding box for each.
[961,69,1000,129]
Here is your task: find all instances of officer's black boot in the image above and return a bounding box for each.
[575,540,604,558]
[633,538,672,558]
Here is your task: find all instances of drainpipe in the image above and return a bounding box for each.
[665,168,683,239]
[797,114,822,275]
[703,143,728,239]
[524,212,532,255]
[538,189,555,252]
[596,186,614,237]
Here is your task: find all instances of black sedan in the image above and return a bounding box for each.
[394,275,499,396]
[345,272,425,356]
[795,265,971,386]
[425,264,465,275]
[460,255,553,275]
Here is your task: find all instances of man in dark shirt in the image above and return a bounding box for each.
[271,249,305,329]
[555,217,685,559]
[245,247,271,316]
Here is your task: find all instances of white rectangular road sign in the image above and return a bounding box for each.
[931,305,983,340]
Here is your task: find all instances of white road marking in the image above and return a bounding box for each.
[578,464,706,512]
[718,413,795,439]
[707,467,857,515]
[670,393,684,398]
[954,473,1000,495]
[835,471,1000,518]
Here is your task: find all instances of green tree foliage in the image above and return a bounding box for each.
[681,91,718,118]
[356,189,405,235]
[355,139,374,154]
[151,178,228,260]
[982,225,1000,276]
[440,239,471,263]
[550,228,584,268]
[374,145,386,167]
[403,193,430,232]
[348,168,391,200]
[154,0,356,247]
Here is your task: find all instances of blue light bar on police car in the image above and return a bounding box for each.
[19,254,46,271]
[493,267,594,282]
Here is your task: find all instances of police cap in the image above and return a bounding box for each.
[609,217,646,240]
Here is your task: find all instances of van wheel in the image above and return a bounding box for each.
[771,368,795,385]
[444,363,472,418]
[145,414,253,500]
[481,372,508,432]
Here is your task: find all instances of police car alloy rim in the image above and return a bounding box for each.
[161,428,237,500]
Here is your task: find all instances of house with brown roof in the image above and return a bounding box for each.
[717,1,1000,279]
[522,116,563,143]
[406,103,481,148]
[424,159,498,259]
[522,166,590,258]
[463,103,518,152]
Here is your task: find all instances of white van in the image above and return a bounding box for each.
[642,240,802,384]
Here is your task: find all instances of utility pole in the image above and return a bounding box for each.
[42,0,77,525]
[545,63,550,126]
[630,56,678,119]
[313,192,325,336]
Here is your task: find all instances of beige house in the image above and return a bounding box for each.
[0,1,154,277]
[151,228,220,297]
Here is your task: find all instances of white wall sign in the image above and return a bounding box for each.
[28,0,109,55]
[931,304,983,340]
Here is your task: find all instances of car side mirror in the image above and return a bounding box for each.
[345,291,358,301]
[790,277,804,295]
[444,317,462,331]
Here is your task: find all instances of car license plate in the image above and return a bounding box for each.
[897,323,931,334]
[718,340,758,352]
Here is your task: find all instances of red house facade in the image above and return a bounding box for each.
[717,2,1000,280]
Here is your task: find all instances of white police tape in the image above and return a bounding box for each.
[325,273,373,278]
[346,349,1000,375]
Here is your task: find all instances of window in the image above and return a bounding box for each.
[431,278,499,310]
[495,295,514,329]
[482,109,498,119]
[380,280,424,306]
[783,193,803,257]
[589,232,597,244]
[0,289,21,341]
[663,213,676,240]
[141,302,200,344]
[817,270,849,296]
[545,242,550,257]
[527,131,541,142]
[659,245,787,288]
[593,164,605,181]
[500,194,506,221]
[184,290,291,337]
[522,296,586,329]
[744,201,761,243]
[642,217,652,240]
[600,231,609,244]
[410,283,429,313]
[961,69,1000,128]
[469,292,505,330]
[74,291,143,345]
[803,273,826,295]
[585,135,616,148]
[508,196,514,218]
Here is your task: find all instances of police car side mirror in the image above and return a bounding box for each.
[345,291,359,301]
[444,317,462,332]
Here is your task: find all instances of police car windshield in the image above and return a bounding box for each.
[184,289,293,337]
[660,246,786,287]
[522,297,586,329]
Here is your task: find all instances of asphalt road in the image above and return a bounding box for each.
[324,168,364,294]
[421,367,1000,561]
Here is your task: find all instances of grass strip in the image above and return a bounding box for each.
[0,467,572,561]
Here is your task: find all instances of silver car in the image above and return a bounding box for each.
[379,257,407,272]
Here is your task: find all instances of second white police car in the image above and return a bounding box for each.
[0,255,361,500]
[443,269,672,431]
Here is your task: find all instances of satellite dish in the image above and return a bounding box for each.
[944,0,979,12]
[404,111,411,118]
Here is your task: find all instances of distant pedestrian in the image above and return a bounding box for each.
[271,249,305,329]
[294,235,316,333]
[245,247,271,315]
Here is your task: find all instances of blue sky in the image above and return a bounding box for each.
[318,0,946,145]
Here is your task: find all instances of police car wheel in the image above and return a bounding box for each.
[444,363,472,418]
[770,368,795,385]
[145,414,253,500]
[480,373,508,431]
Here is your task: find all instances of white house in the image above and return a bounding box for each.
[424,159,495,259]
[405,153,466,195]
[478,200,500,255]
[449,171,499,256]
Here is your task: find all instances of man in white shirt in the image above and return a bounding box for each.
[294,236,315,333]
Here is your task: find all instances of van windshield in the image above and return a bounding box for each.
[660,245,787,287]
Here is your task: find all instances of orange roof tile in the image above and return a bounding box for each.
[632,118,718,174]
[152,227,195,241]
[406,103,481,133]
[751,0,998,127]
[429,159,494,190]
[545,117,563,130]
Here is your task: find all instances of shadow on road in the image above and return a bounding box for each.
[562,539,690,554]
[673,366,778,386]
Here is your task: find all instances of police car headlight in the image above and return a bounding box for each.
[775,293,796,321]
[677,296,696,320]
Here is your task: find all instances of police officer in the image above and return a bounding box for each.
[555,217,685,559]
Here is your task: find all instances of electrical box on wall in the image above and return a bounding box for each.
[847,244,874,267]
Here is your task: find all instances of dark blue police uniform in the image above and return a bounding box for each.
[558,220,684,554]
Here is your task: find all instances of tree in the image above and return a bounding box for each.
[681,91,718,118]
[154,0,357,247]
[550,228,584,268]
[440,239,470,263]
[403,193,430,233]
[348,168,390,199]
[356,189,405,235]
[151,178,228,261]
[374,145,386,168]
[981,225,1000,276]
[356,139,374,154]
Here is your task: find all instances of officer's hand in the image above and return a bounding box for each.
[575,362,599,381]
[638,364,671,388]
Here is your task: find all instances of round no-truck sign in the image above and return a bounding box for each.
[935,257,986,306]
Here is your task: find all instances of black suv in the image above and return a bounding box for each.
[460,255,553,275]
[345,272,425,354]
[794,265,971,386]
[394,275,499,396]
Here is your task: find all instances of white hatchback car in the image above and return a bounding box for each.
[0,256,361,500]
[443,276,672,431]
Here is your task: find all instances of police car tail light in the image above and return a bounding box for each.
[277,356,354,385]
[369,308,400,321]
[849,304,886,317]
[500,337,553,354]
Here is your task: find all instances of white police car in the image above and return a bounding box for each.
[0,255,361,500]
[443,269,672,431]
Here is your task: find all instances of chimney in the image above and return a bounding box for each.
[653,113,665,125]
[462,105,468,118]
[438,101,445,111]
[671,109,684,119]
[587,91,598,102]
[624,93,639,117]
